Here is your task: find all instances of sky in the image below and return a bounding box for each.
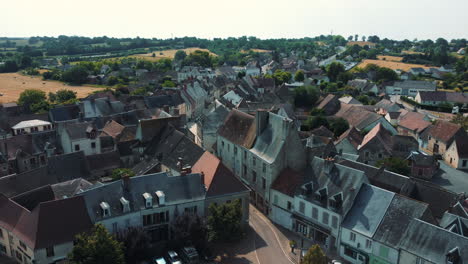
[1,0,467,41]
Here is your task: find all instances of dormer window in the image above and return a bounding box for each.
[120,197,130,213]
[100,202,110,217]
[446,247,460,264]
[315,188,327,203]
[155,191,165,206]
[329,193,343,210]
[143,192,153,208]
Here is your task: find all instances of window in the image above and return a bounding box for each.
[227,144,230,152]
[365,152,369,157]
[244,150,247,160]
[252,171,257,183]
[15,251,23,262]
[74,144,80,151]
[344,247,357,259]
[262,177,266,189]
[262,163,266,173]
[253,157,256,166]
[322,212,329,225]
[379,245,389,258]
[365,239,372,249]
[46,246,55,257]
[418,168,423,176]
[234,146,237,154]
[331,216,338,229]
[30,158,36,165]
[287,201,292,211]
[350,232,356,242]
[296,222,307,235]
[40,155,46,165]
[312,207,318,219]
[222,141,225,148]
[273,195,278,205]
[242,165,247,177]
[184,206,198,214]
[91,142,96,148]
[299,201,305,214]
[378,153,382,159]
[463,160,467,167]
[0,243,6,254]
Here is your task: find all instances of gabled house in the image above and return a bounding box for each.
[11,120,53,136]
[59,122,102,156]
[245,61,261,76]
[335,104,398,135]
[197,101,229,153]
[347,79,378,94]
[406,151,439,179]
[335,127,364,155]
[317,94,341,116]
[444,134,468,170]
[415,91,468,107]
[385,80,436,97]
[419,120,465,156]
[180,81,209,120]
[397,111,431,139]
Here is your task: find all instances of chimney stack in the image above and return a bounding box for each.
[201,171,205,187]
[122,174,131,192]
[324,157,335,174]
[177,157,183,171]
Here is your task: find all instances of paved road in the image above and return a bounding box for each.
[249,207,296,264]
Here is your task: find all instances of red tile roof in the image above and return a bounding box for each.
[397,112,431,133]
[101,120,125,138]
[192,151,249,197]
[271,168,303,196]
[428,120,462,143]
[359,123,392,152]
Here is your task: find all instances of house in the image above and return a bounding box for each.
[457,48,466,55]
[317,94,341,116]
[409,67,428,76]
[49,105,81,123]
[347,79,378,94]
[335,104,398,135]
[419,120,465,156]
[217,109,306,213]
[11,120,53,136]
[222,90,243,108]
[81,97,125,119]
[192,151,250,226]
[177,66,215,82]
[245,61,261,76]
[144,94,186,116]
[398,219,468,264]
[415,91,468,107]
[444,134,468,170]
[292,158,368,251]
[215,66,237,80]
[339,96,363,106]
[197,101,229,153]
[59,122,102,156]
[180,81,209,120]
[385,112,401,126]
[357,123,418,166]
[310,125,334,138]
[339,184,395,264]
[406,151,439,179]
[397,111,431,139]
[385,80,436,97]
[305,135,337,162]
[374,99,402,113]
[335,127,364,155]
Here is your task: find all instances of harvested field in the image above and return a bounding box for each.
[241,49,272,53]
[357,59,434,72]
[0,73,101,103]
[129,47,217,61]
[377,55,404,62]
[402,50,425,55]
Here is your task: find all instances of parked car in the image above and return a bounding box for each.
[166,250,183,264]
[154,257,167,264]
[180,247,199,264]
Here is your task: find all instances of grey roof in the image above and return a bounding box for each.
[373,195,431,247]
[49,105,81,122]
[398,219,468,263]
[392,80,436,91]
[342,183,394,237]
[78,172,206,222]
[64,122,96,140]
[144,94,183,109]
[82,98,125,118]
[47,151,91,182]
[439,212,468,238]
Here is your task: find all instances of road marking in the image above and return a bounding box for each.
[252,209,296,264]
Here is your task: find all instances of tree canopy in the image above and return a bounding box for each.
[294,70,305,82]
[18,89,49,113]
[293,85,320,108]
[207,199,243,242]
[376,157,410,175]
[326,62,345,82]
[302,244,327,264]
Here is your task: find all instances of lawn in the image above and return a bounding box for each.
[377,55,404,62]
[0,72,101,103]
[128,47,217,61]
[357,59,434,72]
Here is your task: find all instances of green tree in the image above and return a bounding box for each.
[293,85,319,108]
[116,227,151,264]
[357,95,370,105]
[171,213,208,254]
[376,67,398,82]
[162,80,176,87]
[302,244,327,264]
[337,72,352,84]
[329,118,349,137]
[18,89,48,113]
[294,70,305,82]
[62,65,89,84]
[451,113,468,130]
[53,89,77,104]
[273,69,292,85]
[305,115,329,130]
[111,168,136,180]
[69,224,124,264]
[174,50,187,61]
[207,199,243,242]
[2,60,18,72]
[326,62,345,82]
[376,157,410,175]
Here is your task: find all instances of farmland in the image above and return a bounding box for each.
[241,49,272,53]
[128,47,217,61]
[357,59,434,72]
[376,55,404,62]
[0,73,101,103]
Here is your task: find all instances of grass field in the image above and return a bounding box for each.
[241,49,272,53]
[128,47,217,61]
[0,73,101,103]
[0,38,43,47]
[377,55,404,62]
[357,59,434,72]
[402,50,425,55]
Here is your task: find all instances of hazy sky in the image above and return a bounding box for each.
[2,0,467,40]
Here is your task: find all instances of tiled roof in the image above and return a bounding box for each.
[271,168,305,197]
[218,109,256,149]
[427,120,462,143]
[397,112,431,133]
[311,126,334,138]
[192,151,249,197]
[101,120,125,139]
[317,94,340,115]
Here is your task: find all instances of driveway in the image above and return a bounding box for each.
[431,161,468,194]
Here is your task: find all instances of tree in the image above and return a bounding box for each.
[329,118,349,137]
[337,72,352,84]
[304,115,329,130]
[302,244,327,264]
[451,113,468,130]
[376,67,398,82]
[376,157,410,175]
[326,62,345,82]
[207,199,243,242]
[111,168,136,180]
[51,89,77,104]
[293,85,319,108]
[116,227,151,264]
[171,213,208,254]
[69,224,125,264]
[294,70,305,82]
[18,89,48,113]
[2,60,18,72]
[354,34,358,41]
[174,50,187,61]
[357,95,370,105]
[273,69,292,85]
[162,80,176,87]
[62,65,89,84]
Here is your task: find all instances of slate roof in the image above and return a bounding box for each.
[418,91,468,104]
[138,116,181,142]
[47,151,91,183]
[144,94,183,109]
[373,194,432,248]
[374,99,402,113]
[398,219,468,263]
[439,212,468,238]
[85,151,121,173]
[452,134,468,158]
[342,183,394,237]
[49,105,81,122]
[192,151,249,197]
[311,126,334,138]
[339,96,363,105]
[78,172,206,222]
[218,109,256,149]
[392,80,436,91]
[64,122,96,140]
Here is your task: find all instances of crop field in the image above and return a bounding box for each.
[402,50,425,55]
[0,73,101,103]
[357,59,434,72]
[128,47,217,61]
[377,55,404,62]
[241,49,272,53]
